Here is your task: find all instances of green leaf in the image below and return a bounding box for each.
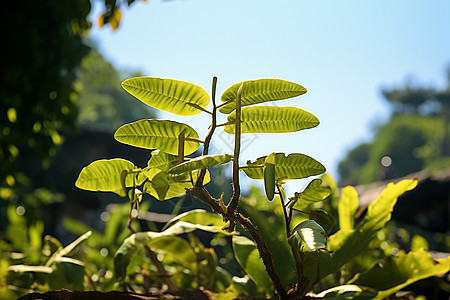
[162,209,229,232]
[122,77,210,116]
[45,231,92,267]
[143,169,210,201]
[219,79,307,114]
[8,265,53,273]
[114,221,231,281]
[232,235,273,296]
[168,154,233,174]
[350,248,450,300]
[242,153,325,181]
[322,179,418,279]
[316,285,377,299]
[309,210,335,235]
[338,186,359,230]
[75,159,135,192]
[147,236,197,269]
[288,220,327,252]
[143,150,179,180]
[224,106,319,134]
[291,179,332,210]
[114,119,200,155]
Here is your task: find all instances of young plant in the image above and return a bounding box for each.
[75,76,450,299]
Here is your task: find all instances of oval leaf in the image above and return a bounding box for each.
[75,159,135,192]
[224,106,319,134]
[291,179,332,210]
[219,79,306,114]
[243,153,325,181]
[288,220,327,252]
[114,119,199,156]
[122,77,210,115]
[168,154,233,174]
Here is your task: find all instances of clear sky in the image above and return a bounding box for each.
[88,0,450,193]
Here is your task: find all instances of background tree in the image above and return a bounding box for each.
[76,51,157,131]
[338,68,450,185]
[0,0,142,198]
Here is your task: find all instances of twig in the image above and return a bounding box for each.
[226,83,243,225]
[196,76,218,187]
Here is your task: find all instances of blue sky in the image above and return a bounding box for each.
[89,0,450,192]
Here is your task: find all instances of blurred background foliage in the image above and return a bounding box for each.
[338,70,450,185]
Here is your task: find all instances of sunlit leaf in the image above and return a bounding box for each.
[168,154,233,174]
[316,285,377,299]
[289,220,327,253]
[143,169,210,201]
[122,77,210,115]
[114,119,200,155]
[290,179,331,210]
[350,248,450,299]
[219,79,306,114]
[8,265,53,273]
[162,209,229,232]
[338,186,359,230]
[143,150,179,180]
[75,159,136,192]
[232,235,273,296]
[321,179,418,280]
[242,153,325,181]
[224,106,319,134]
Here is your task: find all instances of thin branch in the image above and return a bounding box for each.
[177,131,185,164]
[196,76,218,186]
[227,83,243,217]
[186,102,213,115]
[276,184,306,294]
[277,184,291,238]
[216,99,234,109]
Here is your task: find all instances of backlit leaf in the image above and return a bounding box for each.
[224,106,319,134]
[338,186,359,230]
[242,153,325,181]
[75,159,136,192]
[114,119,200,155]
[168,154,233,174]
[290,179,332,210]
[350,248,450,299]
[219,79,306,114]
[143,169,210,201]
[143,150,179,180]
[321,179,418,280]
[289,220,327,252]
[122,77,210,115]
